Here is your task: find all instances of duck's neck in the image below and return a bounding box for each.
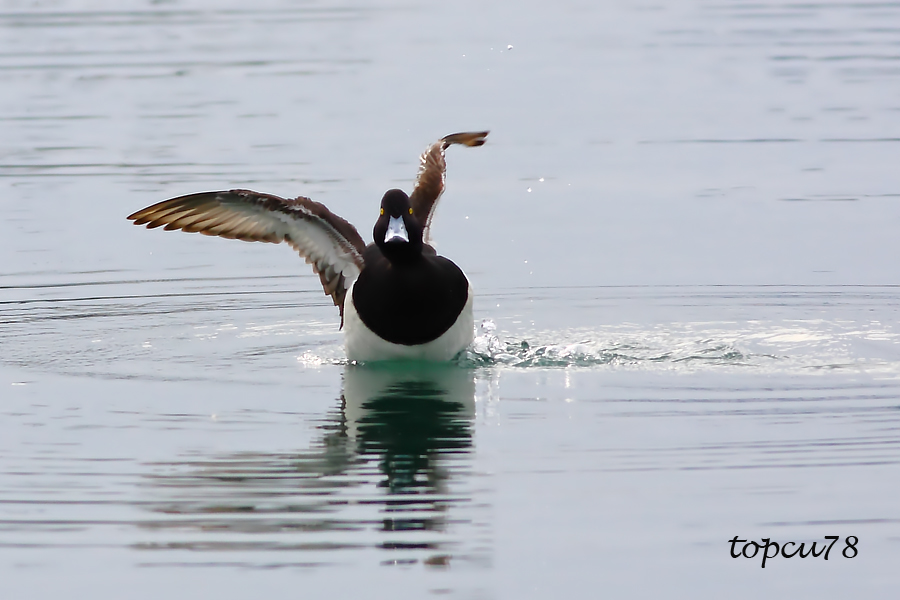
[378,240,423,266]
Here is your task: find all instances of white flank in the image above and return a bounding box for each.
[343,281,474,362]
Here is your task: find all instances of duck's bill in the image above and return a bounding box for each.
[384,215,409,243]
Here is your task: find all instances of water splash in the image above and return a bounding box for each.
[295,318,900,375]
[457,320,755,369]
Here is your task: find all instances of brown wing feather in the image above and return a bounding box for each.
[409,131,489,245]
[128,189,366,324]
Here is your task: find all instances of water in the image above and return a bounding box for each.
[2,0,900,597]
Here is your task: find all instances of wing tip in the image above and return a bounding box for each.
[442,130,490,148]
[127,209,148,223]
[128,213,163,227]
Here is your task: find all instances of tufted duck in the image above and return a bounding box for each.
[127,131,488,362]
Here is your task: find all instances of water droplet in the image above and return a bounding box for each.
[527,187,532,192]
[507,45,514,50]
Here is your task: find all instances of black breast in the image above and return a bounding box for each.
[352,244,469,345]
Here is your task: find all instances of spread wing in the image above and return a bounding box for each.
[409,131,488,245]
[127,189,366,324]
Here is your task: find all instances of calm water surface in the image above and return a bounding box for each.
[2,1,900,598]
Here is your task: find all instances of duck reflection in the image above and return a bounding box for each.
[138,364,476,564]
[344,363,474,496]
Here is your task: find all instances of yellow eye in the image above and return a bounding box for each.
[408,207,413,214]
[380,208,384,215]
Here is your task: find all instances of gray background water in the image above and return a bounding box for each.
[2,0,900,597]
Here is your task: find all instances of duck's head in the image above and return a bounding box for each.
[374,189,423,263]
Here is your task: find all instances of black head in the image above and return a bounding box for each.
[373,189,423,264]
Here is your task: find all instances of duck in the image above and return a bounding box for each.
[127,131,488,362]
